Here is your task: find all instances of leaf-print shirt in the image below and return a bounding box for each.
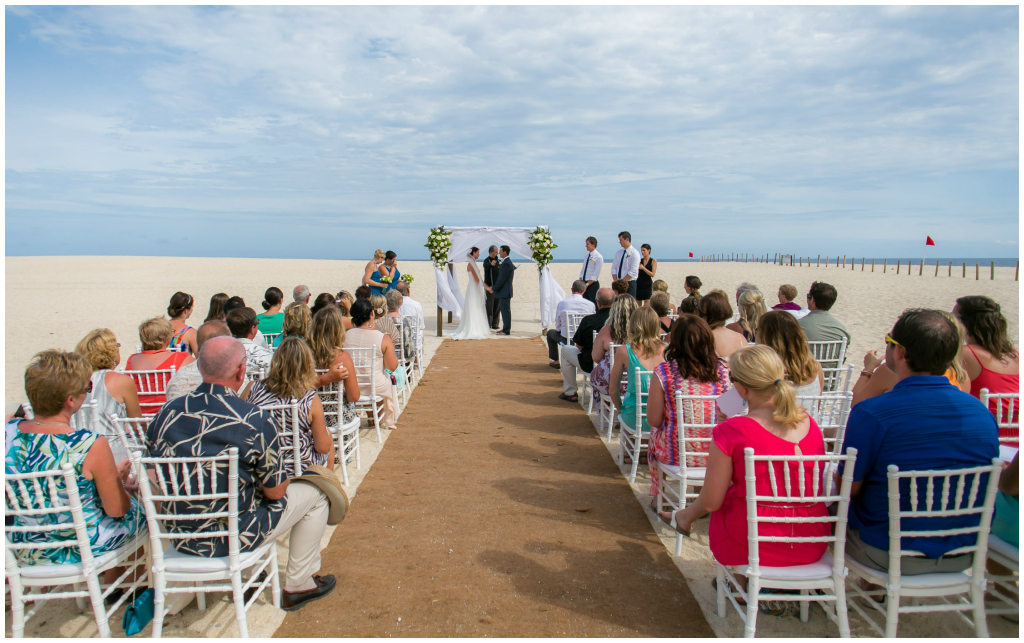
[146,383,288,557]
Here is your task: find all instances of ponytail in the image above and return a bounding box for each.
[729,345,807,429]
[770,378,803,428]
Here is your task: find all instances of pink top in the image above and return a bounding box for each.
[709,415,828,568]
[965,345,1019,445]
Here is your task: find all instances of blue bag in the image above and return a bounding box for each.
[122,588,155,636]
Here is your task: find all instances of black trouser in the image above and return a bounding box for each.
[582,281,599,303]
[498,298,512,334]
[485,289,500,328]
[626,280,637,298]
[546,329,566,361]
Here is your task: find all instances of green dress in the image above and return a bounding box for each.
[4,421,145,565]
[257,312,285,335]
[620,345,652,432]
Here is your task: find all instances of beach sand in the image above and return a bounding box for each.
[5,256,1018,406]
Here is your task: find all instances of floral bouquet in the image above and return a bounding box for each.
[425,226,453,269]
[379,275,391,284]
[401,273,414,284]
[528,226,557,271]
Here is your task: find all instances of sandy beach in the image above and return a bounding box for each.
[5,256,1018,406]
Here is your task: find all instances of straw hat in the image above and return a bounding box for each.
[292,465,349,525]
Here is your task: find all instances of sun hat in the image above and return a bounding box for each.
[292,465,349,525]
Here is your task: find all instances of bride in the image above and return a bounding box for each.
[451,247,491,340]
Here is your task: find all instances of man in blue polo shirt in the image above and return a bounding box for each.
[841,308,999,574]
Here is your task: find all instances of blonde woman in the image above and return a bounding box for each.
[247,337,334,476]
[652,279,676,315]
[275,301,313,347]
[659,345,828,578]
[362,249,386,289]
[589,294,639,408]
[755,311,824,397]
[309,306,362,431]
[125,317,194,413]
[611,307,666,442]
[73,329,142,457]
[371,294,401,348]
[726,287,767,342]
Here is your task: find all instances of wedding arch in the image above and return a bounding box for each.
[426,226,565,336]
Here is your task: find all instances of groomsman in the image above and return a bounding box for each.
[611,231,641,299]
[483,245,502,329]
[579,236,603,303]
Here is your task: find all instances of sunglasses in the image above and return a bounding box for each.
[884,333,904,349]
[79,380,94,396]
[728,374,748,387]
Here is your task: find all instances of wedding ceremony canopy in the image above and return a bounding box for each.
[428,226,564,333]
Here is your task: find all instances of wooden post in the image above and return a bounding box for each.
[975,263,979,280]
[842,255,846,268]
[962,262,966,278]
[990,261,994,280]
[896,260,900,274]
[436,305,443,337]
[883,259,887,273]
[871,259,875,272]
[852,257,855,271]
[816,254,820,267]
[919,260,923,276]
[1016,261,1019,282]
[934,260,939,276]
[448,311,453,323]
[948,261,952,277]
[862,257,865,271]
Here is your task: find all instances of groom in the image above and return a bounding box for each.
[486,245,515,335]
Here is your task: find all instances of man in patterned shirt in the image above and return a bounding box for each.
[147,336,336,611]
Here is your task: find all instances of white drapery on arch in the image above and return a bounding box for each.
[434,226,565,330]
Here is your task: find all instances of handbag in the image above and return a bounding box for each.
[122,588,155,636]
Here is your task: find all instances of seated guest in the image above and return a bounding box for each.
[386,290,415,361]
[225,295,270,349]
[659,345,828,576]
[697,291,748,358]
[649,292,674,335]
[248,338,334,476]
[309,306,361,432]
[841,309,999,574]
[756,311,823,397]
[293,285,311,305]
[772,284,808,319]
[726,287,767,342]
[610,279,629,295]
[204,292,229,323]
[680,275,702,311]
[167,292,199,355]
[226,307,274,373]
[125,317,195,413]
[73,329,142,453]
[6,350,144,566]
[147,336,337,609]
[852,310,971,406]
[611,307,666,444]
[589,292,636,409]
[652,279,676,315]
[311,292,336,318]
[558,289,613,403]
[346,300,400,430]
[258,287,285,335]
[647,314,730,492]
[992,454,1018,547]
[798,281,851,347]
[277,301,313,347]
[678,295,699,315]
[354,285,372,301]
[546,279,596,369]
[954,295,1019,439]
[397,281,425,349]
[166,321,232,401]
[371,294,401,348]
[336,291,355,330]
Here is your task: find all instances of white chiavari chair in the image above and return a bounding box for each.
[617,367,652,483]
[346,346,386,442]
[821,364,855,395]
[980,387,1019,448]
[315,369,361,487]
[807,339,848,392]
[124,367,177,416]
[599,343,623,442]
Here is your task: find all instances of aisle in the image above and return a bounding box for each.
[277,338,713,637]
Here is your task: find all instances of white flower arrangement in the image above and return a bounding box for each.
[425,226,452,269]
[528,226,557,271]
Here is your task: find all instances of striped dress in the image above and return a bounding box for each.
[247,381,326,477]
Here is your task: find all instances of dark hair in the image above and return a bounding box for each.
[955,296,1018,360]
[224,296,246,315]
[611,279,628,294]
[586,236,597,247]
[470,246,479,256]
[640,243,651,252]
[697,291,732,329]
[226,307,258,338]
[684,275,702,293]
[354,285,372,301]
[204,293,229,322]
[311,292,336,317]
[350,299,374,327]
[385,250,397,261]
[679,297,698,315]
[665,315,720,382]
[807,281,838,311]
[755,311,819,385]
[262,287,283,311]
[618,231,631,242]
[500,245,511,255]
[890,308,960,375]
[167,292,194,319]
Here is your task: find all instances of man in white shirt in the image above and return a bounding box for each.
[545,280,596,368]
[396,281,425,348]
[293,285,311,304]
[166,320,231,401]
[611,230,641,299]
[579,236,604,303]
[224,296,270,349]
[226,307,274,373]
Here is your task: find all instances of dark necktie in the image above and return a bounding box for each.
[618,250,626,278]
[583,252,591,280]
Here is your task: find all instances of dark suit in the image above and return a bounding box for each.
[491,256,515,334]
[482,256,502,329]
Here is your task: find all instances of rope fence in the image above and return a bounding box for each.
[697,253,1018,281]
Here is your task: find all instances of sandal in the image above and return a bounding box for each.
[712,578,746,606]
[558,393,579,403]
[656,510,691,537]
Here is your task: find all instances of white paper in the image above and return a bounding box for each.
[999,444,1018,463]
[716,386,748,418]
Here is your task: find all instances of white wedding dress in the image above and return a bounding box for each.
[451,259,491,340]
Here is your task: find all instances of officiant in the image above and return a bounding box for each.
[483,245,502,330]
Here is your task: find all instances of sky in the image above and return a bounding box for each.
[5,5,1019,261]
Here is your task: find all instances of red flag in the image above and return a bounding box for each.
[926,236,935,246]
[689,252,694,257]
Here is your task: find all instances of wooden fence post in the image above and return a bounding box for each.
[975,263,979,280]
[437,306,443,337]
[816,254,820,267]
[862,257,865,271]
[1017,261,1019,282]
[842,255,846,268]
[991,261,994,280]
[896,260,900,274]
[948,261,952,277]
[934,260,939,276]
[871,259,875,272]
[919,260,923,276]
[962,262,966,278]
[883,259,886,273]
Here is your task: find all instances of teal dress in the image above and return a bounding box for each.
[620,345,652,432]
[992,490,1018,547]
[4,421,145,565]
[370,264,400,296]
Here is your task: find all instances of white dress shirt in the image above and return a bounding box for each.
[554,294,597,336]
[579,250,604,282]
[399,297,426,347]
[612,245,641,280]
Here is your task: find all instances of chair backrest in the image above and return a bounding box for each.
[132,448,241,560]
[345,346,377,396]
[796,392,853,461]
[608,343,623,372]
[263,333,282,351]
[742,447,858,579]
[980,387,1019,446]
[399,316,419,351]
[675,391,719,468]
[314,369,345,427]
[69,398,98,431]
[883,458,1002,586]
[109,415,154,454]
[124,367,177,416]
[808,338,847,371]
[633,367,653,426]
[4,463,95,570]
[257,401,303,477]
[821,364,855,394]
[566,312,585,343]
[392,318,410,361]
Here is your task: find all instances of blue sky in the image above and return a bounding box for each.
[5,6,1019,260]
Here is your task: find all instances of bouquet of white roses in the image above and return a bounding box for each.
[401,273,414,284]
[424,226,453,269]
[528,226,557,271]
